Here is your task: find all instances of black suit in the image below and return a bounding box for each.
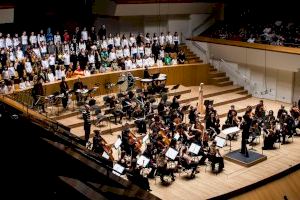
[241,114,252,156]
[60,81,69,108]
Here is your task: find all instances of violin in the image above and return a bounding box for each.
[128,131,142,153]
[158,129,171,146]
[99,135,114,161]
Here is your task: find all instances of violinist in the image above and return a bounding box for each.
[157,99,165,117]
[150,115,164,133]
[262,123,277,150]
[277,105,287,120]
[92,130,106,154]
[127,159,151,191]
[121,123,131,154]
[290,102,300,119]
[170,96,180,110]
[181,147,199,178]
[249,120,261,144]
[188,106,197,124]
[255,100,266,119]
[110,96,124,124]
[264,110,275,129]
[156,153,175,183]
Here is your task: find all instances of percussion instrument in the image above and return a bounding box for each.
[141,78,153,90]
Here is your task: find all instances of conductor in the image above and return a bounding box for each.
[32,78,46,113]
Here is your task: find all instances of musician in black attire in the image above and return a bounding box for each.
[206,112,220,138]
[121,123,131,154]
[73,78,84,102]
[82,104,91,145]
[281,114,294,144]
[122,94,133,119]
[264,110,275,129]
[240,107,253,157]
[60,77,69,109]
[92,130,105,154]
[170,96,180,110]
[157,99,165,116]
[277,105,287,120]
[188,106,197,124]
[143,66,151,79]
[32,78,46,112]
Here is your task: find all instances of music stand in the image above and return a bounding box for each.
[113,138,122,149]
[171,84,180,90]
[165,147,178,160]
[215,136,226,148]
[188,143,201,155]
[35,96,46,114]
[113,163,125,176]
[104,108,114,133]
[175,95,181,100]
[137,155,150,167]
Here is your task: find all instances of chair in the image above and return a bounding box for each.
[178,158,193,177]
[205,158,219,175]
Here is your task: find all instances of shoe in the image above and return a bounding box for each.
[147,188,152,191]
[171,177,175,181]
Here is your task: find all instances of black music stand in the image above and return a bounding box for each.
[104,108,114,133]
[175,95,181,100]
[171,84,180,90]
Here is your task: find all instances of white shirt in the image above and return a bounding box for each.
[121,39,129,48]
[38,34,46,44]
[129,37,136,46]
[0,38,4,48]
[5,38,13,48]
[81,31,88,41]
[247,38,255,43]
[159,35,165,45]
[54,35,61,45]
[124,59,132,69]
[25,61,32,73]
[2,70,9,80]
[55,70,62,80]
[49,55,56,66]
[88,54,95,64]
[116,49,123,58]
[114,37,121,47]
[123,48,130,57]
[40,45,47,54]
[145,47,152,57]
[136,58,143,67]
[107,38,114,46]
[41,59,49,69]
[48,73,55,82]
[166,35,173,44]
[0,85,8,94]
[33,48,41,58]
[131,47,137,56]
[101,40,108,49]
[29,35,37,45]
[138,46,144,55]
[78,42,86,51]
[144,36,151,44]
[108,52,117,62]
[19,82,26,90]
[147,57,155,67]
[63,53,70,65]
[13,37,20,47]
[173,35,180,44]
[21,35,28,45]
[84,70,91,76]
[16,50,24,60]
[157,59,163,67]
[9,52,16,62]
[159,50,164,59]
[172,59,177,65]
[25,81,31,87]
[8,66,15,78]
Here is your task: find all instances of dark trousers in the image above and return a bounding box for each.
[241,131,249,156]
[62,97,68,108]
[84,123,91,143]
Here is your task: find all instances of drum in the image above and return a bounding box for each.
[141,78,153,90]
[155,74,167,86]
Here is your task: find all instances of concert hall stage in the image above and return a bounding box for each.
[224,149,267,167]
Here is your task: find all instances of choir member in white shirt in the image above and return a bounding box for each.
[88,51,95,69]
[144,43,152,57]
[8,63,16,80]
[159,46,165,59]
[123,45,130,58]
[144,33,151,45]
[129,33,136,47]
[48,54,56,75]
[136,56,143,68]
[2,67,9,81]
[54,31,62,45]
[124,57,132,70]
[29,32,37,46]
[131,43,138,60]
[131,59,137,69]
[172,57,178,65]
[81,27,88,41]
[121,34,129,48]
[0,33,5,49]
[159,32,165,46]
[8,50,16,63]
[147,54,155,67]
[37,30,46,46]
[166,32,173,45]
[114,33,121,48]
[173,32,180,46]
[41,56,49,70]
[157,56,163,67]
[7,81,15,94]
[25,58,33,76]
[5,34,13,49]
[16,46,24,61]
[138,43,144,58]
[13,33,20,49]
[107,33,114,51]
[108,48,117,62]
[78,39,86,51]
[33,45,41,59]
[63,51,70,70]
[63,41,70,53]
[101,36,108,49]
[40,42,47,56]
[47,69,55,82]
[116,46,124,59]
[55,65,63,80]
[19,78,26,90]
[25,77,32,87]
[21,31,28,51]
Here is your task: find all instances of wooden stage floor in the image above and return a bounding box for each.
[47,84,296,200]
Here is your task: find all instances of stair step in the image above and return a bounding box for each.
[209,71,226,78]
[216,81,233,87]
[236,90,248,95]
[211,76,229,83]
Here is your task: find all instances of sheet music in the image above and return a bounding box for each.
[173,132,180,140]
[137,155,150,167]
[114,138,122,149]
[113,163,125,176]
[222,126,240,135]
[142,133,149,143]
[215,136,226,148]
[188,143,201,155]
[165,148,178,160]
[102,151,110,159]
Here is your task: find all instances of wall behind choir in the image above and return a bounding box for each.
[94,14,211,42]
[293,71,300,103]
[0,8,14,24]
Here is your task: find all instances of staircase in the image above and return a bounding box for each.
[179,44,203,64]
[209,65,234,87]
